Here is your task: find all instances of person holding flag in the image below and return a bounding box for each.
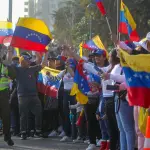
[5,47,49,140]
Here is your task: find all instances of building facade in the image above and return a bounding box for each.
[24,0,29,17]
[26,0,67,30]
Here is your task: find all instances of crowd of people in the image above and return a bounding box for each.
[0,32,150,150]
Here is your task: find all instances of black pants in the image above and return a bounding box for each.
[43,109,59,132]
[63,90,77,138]
[77,112,87,139]
[0,89,11,136]
[27,111,35,133]
[105,97,119,150]
[84,98,101,145]
[19,96,42,133]
[10,93,20,135]
[11,106,20,134]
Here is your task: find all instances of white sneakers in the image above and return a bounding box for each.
[58,126,63,133]
[48,130,58,137]
[59,131,65,137]
[84,139,90,144]
[86,144,97,150]
[73,136,83,143]
[96,139,101,147]
[60,136,69,142]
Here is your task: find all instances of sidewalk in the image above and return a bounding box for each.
[0,136,95,150]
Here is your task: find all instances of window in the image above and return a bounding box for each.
[24,2,28,5]
[24,8,28,12]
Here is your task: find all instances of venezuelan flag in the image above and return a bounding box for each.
[0,21,13,44]
[37,67,61,98]
[70,60,90,104]
[120,49,150,108]
[11,18,52,52]
[82,35,108,58]
[119,0,139,41]
[95,0,106,16]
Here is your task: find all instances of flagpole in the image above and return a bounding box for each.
[117,0,121,41]
[105,16,116,47]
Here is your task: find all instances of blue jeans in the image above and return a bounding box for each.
[63,90,77,138]
[115,99,135,150]
[99,119,109,140]
[99,96,110,140]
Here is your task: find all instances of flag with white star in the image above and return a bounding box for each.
[37,67,61,98]
[11,17,52,52]
[120,49,150,108]
[70,59,101,104]
[0,21,13,44]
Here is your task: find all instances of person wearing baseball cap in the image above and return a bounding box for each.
[7,49,49,140]
[93,49,109,67]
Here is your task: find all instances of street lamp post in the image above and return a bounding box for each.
[8,0,13,22]
[87,3,96,39]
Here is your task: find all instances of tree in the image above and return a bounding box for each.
[53,0,150,49]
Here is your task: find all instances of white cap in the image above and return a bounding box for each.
[133,41,141,47]
[119,41,132,50]
[146,32,150,41]
[82,56,88,61]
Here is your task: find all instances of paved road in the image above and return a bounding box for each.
[0,136,98,150]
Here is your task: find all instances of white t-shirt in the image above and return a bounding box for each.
[63,72,74,90]
[100,65,114,97]
[110,64,125,83]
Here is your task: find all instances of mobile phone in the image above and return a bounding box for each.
[106,85,119,91]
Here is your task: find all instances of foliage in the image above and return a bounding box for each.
[52,0,150,49]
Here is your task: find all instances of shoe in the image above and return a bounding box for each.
[105,140,110,150]
[86,144,96,150]
[84,139,90,144]
[21,133,27,140]
[4,135,14,146]
[58,126,63,133]
[42,132,48,138]
[48,130,58,137]
[60,136,69,142]
[5,139,14,146]
[99,140,107,150]
[73,136,83,143]
[34,131,43,138]
[30,130,34,138]
[96,139,101,147]
[59,131,65,137]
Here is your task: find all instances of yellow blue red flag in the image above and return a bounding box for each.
[120,49,150,108]
[0,21,13,44]
[70,60,101,104]
[11,18,52,52]
[37,67,61,98]
[118,0,139,41]
[82,35,108,58]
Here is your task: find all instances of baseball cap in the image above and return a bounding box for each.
[93,49,106,57]
[20,52,32,60]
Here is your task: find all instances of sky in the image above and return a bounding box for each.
[0,0,24,27]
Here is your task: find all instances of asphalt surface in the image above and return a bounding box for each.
[0,136,96,150]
